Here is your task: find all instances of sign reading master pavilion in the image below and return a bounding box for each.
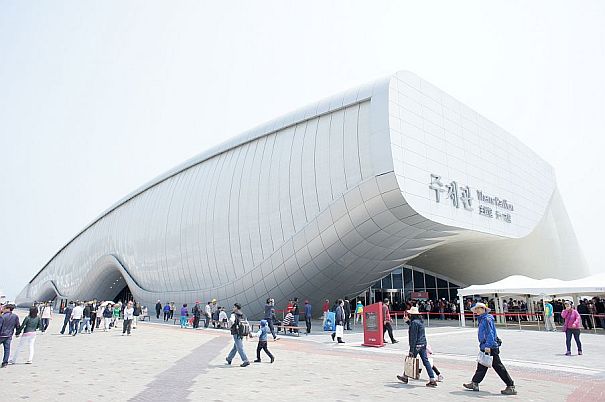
[429,174,514,223]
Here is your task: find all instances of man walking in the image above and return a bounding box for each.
[60,302,74,335]
[331,299,345,344]
[0,304,20,368]
[304,300,312,334]
[226,303,250,367]
[344,298,352,330]
[263,298,278,340]
[463,303,516,395]
[204,301,212,328]
[155,300,162,320]
[382,298,398,344]
[70,302,84,336]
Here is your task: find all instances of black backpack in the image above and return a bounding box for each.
[235,314,251,337]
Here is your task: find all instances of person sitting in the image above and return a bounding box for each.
[282,311,294,333]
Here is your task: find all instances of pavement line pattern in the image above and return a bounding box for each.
[129,335,229,402]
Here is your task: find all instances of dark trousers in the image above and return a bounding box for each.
[345,315,351,330]
[581,314,593,330]
[265,319,277,338]
[471,348,514,386]
[193,316,200,329]
[163,312,169,321]
[41,318,50,332]
[60,319,70,334]
[383,322,396,342]
[156,310,161,319]
[565,329,582,352]
[123,319,132,334]
[256,341,274,360]
[0,337,11,364]
[305,316,312,334]
[90,314,96,332]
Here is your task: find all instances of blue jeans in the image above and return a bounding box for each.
[79,317,91,333]
[0,337,11,364]
[227,335,248,363]
[413,345,435,380]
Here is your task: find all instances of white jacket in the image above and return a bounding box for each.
[71,306,84,320]
[123,307,134,320]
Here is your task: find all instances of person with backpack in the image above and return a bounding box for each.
[225,303,251,367]
[9,306,42,365]
[463,302,516,395]
[252,320,274,363]
[192,301,202,329]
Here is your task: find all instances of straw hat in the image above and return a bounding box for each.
[407,306,420,315]
[470,302,491,313]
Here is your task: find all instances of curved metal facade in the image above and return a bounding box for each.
[17,71,588,318]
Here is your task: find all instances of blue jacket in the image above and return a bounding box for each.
[257,321,269,341]
[407,317,427,354]
[304,303,312,318]
[477,313,499,351]
[0,312,20,339]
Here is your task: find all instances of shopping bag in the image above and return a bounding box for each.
[335,324,344,338]
[477,351,493,368]
[404,356,420,380]
[324,312,336,331]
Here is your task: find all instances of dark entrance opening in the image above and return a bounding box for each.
[114,285,133,303]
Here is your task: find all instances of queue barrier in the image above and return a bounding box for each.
[387,310,605,333]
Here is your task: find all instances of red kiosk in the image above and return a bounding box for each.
[362,302,385,347]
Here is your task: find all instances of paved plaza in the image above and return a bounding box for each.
[2,311,604,401]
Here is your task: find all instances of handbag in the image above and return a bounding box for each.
[477,351,493,368]
[335,324,344,338]
[404,355,420,379]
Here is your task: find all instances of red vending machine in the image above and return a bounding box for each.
[362,302,384,347]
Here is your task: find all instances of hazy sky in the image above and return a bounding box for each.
[1,1,604,300]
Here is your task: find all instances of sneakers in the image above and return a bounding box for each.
[7,361,15,365]
[25,361,32,364]
[463,382,479,391]
[1,363,7,368]
[253,359,261,363]
[396,375,408,384]
[437,374,444,382]
[426,380,438,387]
[225,358,232,365]
[392,340,399,344]
[270,356,275,363]
[337,339,345,344]
[578,351,583,355]
[240,361,250,367]
[273,336,279,341]
[565,351,571,356]
[331,333,335,341]
[501,385,517,395]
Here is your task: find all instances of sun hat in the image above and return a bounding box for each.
[470,302,491,313]
[406,306,420,315]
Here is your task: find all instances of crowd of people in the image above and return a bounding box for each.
[1,292,600,398]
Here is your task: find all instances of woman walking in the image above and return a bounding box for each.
[463,303,516,395]
[180,304,189,328]
[561,300,582,355]
[9,306,42,364]
[397,306,437,387]
[103,303,113,331]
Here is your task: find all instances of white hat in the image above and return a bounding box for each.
[407,306,420,315]
[471,302,491,313]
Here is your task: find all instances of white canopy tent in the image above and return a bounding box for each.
[456,273,605,327]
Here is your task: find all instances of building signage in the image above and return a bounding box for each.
[429,174,513,223]
[411,291,429,299]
